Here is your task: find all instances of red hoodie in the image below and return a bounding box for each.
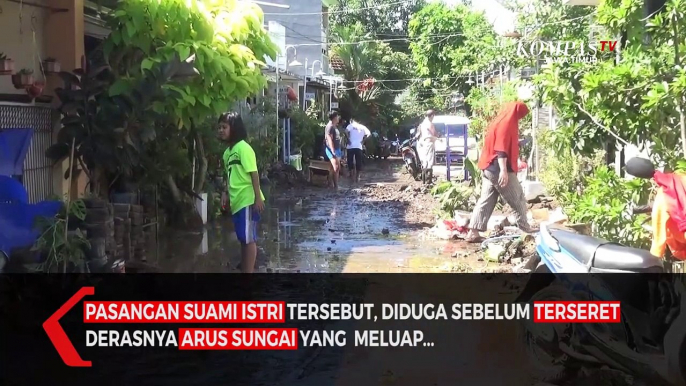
[477,101,530,172]
[653,171,686,233]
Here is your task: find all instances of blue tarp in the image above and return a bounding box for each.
[0,201,63,257]
[0,175,29,204]
[0,128,61,258]
[0,128,33,176]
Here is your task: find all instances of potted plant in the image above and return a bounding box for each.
[0,53,14,75]
[42,57,61,74]
[27,81,45,99]
[12,68,34,89]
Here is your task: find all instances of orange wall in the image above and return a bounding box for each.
[42,0,87,199]
[0,1,47,94]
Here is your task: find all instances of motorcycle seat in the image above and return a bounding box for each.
[592,243,663,271]
[550,228,607,266]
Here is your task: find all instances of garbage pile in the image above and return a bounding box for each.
[428,203,571,272]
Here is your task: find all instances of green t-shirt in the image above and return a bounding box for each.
[223,140,265,215]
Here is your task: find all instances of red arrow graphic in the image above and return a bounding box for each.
[43,286,95,367]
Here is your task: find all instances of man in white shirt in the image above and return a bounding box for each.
[417,109,438,185]
[346,119,371,183]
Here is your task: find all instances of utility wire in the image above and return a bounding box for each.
[339,75,472,84]
[273,30,475,47]
[270,13,597,47]
[263,0,415,16]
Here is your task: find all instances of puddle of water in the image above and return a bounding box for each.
[146,193,480,273]
[145,160,483,273]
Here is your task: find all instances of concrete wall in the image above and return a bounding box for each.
[0,0,47,94]
[45,0,87,200]
[262,0,329,78]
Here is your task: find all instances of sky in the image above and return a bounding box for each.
[428,0,517,34]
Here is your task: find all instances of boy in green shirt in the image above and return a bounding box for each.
[218,112,265,273]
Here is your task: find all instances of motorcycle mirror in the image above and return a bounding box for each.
[625,157,655,179]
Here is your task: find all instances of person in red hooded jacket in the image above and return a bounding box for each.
[465,101,537,242]
[650,170,686,260]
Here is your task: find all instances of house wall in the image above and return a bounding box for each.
[0,0,86,202]
[45,0,87,200]
[262,0,329,78]
[0,1,47,95]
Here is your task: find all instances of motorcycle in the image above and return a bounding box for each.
[400,130,421,181]
[515,157,686,385]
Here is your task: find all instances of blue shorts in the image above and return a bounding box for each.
[232,205,260,244]
[325,147,342,159]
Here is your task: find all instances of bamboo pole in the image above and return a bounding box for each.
[64,137,76,273]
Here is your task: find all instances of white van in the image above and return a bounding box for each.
[430,115,477,165]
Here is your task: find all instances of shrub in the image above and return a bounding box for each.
[431,181,474,218]
[561,166,652,249]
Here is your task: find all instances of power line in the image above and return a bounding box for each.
[262,0,414,16]
[269,13,598,48]
[320,33,465,47]
[340,74,476,84]
[271,30,475,47]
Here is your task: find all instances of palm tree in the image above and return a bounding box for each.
[329,24,386,119]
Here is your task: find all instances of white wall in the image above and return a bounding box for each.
[265,21,286,69]
[0,1,48,94]
[260,0,328,79]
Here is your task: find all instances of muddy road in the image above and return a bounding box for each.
[151,158,487,273]
[108,159,635,386]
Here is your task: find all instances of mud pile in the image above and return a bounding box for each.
[357,182,438,226]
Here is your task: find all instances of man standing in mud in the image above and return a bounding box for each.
[324,111,342,189]
[417,110,438,185]
[346,118,371,183]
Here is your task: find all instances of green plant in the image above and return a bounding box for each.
[408,2,512,103]
[289,107,322,160]
[242,97,279,171]
[46,0,276,205]
[464,81,525,138]
[329,23,413,128]
[0,53,8,60]
[32,200,91,272]
[251,135,278,173]
[44,57,57,62]
[463,157,482,192]
[537,130,606,204]
[431,181,474,217]
[562,166,652,249]
[536,0,686,165]
[431,180,453,195]
[675,160,686,173]
[18,68,33,75]
[103,0,277,129]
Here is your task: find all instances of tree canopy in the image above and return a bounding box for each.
[47,0,277,198]
[535,0,686,166]
[329,23,413,129]
[329,0,426,53]
[402,3,507,117]
[103,0,277,129]
[408,3,501,86]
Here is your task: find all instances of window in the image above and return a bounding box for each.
[433,123,467,137]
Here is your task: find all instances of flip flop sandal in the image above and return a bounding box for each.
[465,236,485,243]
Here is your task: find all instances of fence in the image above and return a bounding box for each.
[0,104,55,203]
[526,104,555,181]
